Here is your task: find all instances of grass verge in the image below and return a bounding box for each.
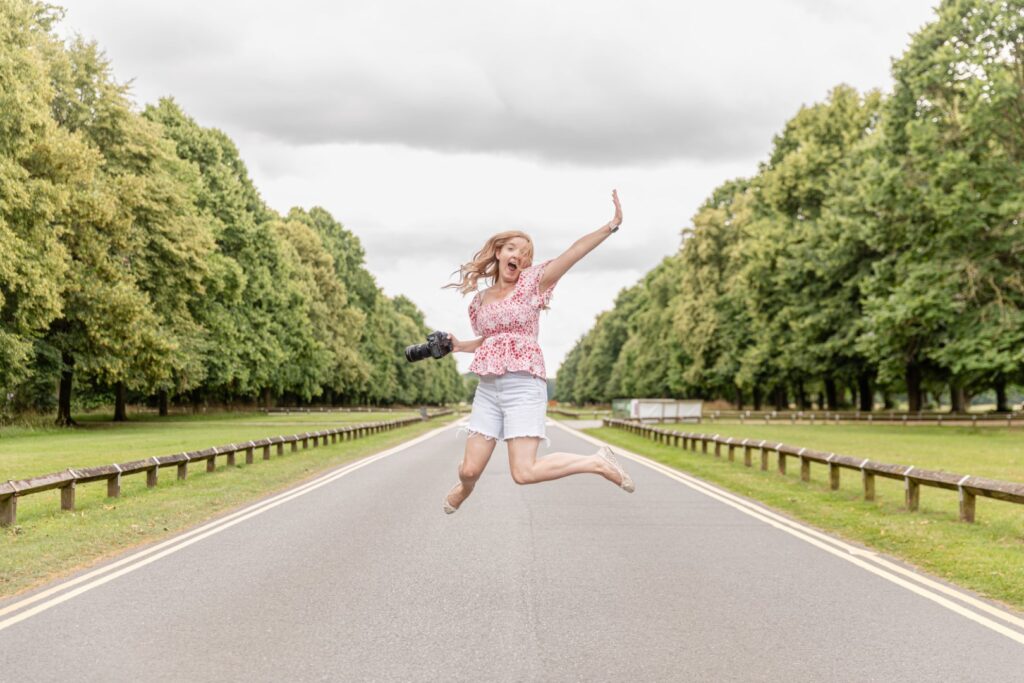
[583,424,1024,614]
[0,410,425,481]
[657,421,1024,483]
[1,413,459,600]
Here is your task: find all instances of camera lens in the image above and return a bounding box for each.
[405,343,431,362]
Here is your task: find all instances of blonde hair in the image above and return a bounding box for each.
[444,230,535,296]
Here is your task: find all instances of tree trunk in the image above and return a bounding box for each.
[796,381,809,410]
[753,385,763,411]
[734,386,744,410]
[56,350,76,427]
[773,385,787,411]
[882,392,894,410]
[824,377,838,411]
[994,377,1009,413]
[114,382,127,422]
[191,389,202,414]
[857,372,873,412]
[949,382,965,414]
[158,390,169,417]
[261,386,272,410]
[906,362,922,413]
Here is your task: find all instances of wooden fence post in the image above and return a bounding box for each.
[207,448,218,473]
[1,495,16,527]
[714,437,721,458]
[759,441,768,471]
[245,443,254,465]
[147,458,159,488]
[860,459,874,501]
[107,465,122,498]
[226,445,237,467]
[61,476,76,511]
[777,447,786,475]
[177,456,188,480]
[800,451,810,482]
[743,442,752,467]
[904,467,919,511]
[827,454,840,490]
[958,476,975,523]
[727,438,735,462]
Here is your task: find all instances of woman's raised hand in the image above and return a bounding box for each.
[610,189,623,229]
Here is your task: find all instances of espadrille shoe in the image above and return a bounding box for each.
[442,484,460,514]
[596,445,635,493]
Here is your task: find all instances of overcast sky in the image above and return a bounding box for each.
[56,0,938,377]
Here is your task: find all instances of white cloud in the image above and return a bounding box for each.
[56,0,939,376]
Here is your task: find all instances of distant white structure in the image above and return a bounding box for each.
[611,398,703,423]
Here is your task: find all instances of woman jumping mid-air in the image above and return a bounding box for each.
[441,189,635,514]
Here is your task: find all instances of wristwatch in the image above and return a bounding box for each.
[609,222,620,233]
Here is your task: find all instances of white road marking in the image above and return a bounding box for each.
[0,420,455,632]
[550,420,1024,646]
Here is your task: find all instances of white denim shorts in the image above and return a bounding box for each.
[455,370,550,448]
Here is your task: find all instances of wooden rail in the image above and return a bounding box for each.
[602,418,1024,523]
[550,408,610,419]
[264,406,409,414]
[0,410,454,527]
[701,409,1019,427]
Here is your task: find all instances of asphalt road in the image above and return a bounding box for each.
[1,418,1022,681]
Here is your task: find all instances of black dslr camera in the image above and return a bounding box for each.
[405,330,453,362]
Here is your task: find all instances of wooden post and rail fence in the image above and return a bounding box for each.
[602,417,1024,524]
[550,407,1018,426]
[706,409,1019,427]
[0,409,453,527]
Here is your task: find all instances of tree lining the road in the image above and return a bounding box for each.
[0,2,466,423]
[556,0,1024,412]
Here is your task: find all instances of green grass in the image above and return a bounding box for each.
[583,424,1024,613]
[0,412,459,599]
[0,410,421,481]
[665,421,1024,483]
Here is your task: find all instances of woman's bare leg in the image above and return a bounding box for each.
[506,436,623,486]
[447,432,498,508]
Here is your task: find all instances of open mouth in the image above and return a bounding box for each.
[507,261,518,272]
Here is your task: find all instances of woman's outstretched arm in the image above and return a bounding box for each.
[538,189,622,294]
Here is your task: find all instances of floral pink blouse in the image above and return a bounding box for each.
[468,258,558,379]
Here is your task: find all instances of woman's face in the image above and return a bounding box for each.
[495,238,531,284]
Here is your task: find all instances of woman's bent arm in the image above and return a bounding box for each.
[451,335,485,353]
[539,189,622,292]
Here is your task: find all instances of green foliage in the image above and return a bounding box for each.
[0,1,464,419]
[558,1,1024,411]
